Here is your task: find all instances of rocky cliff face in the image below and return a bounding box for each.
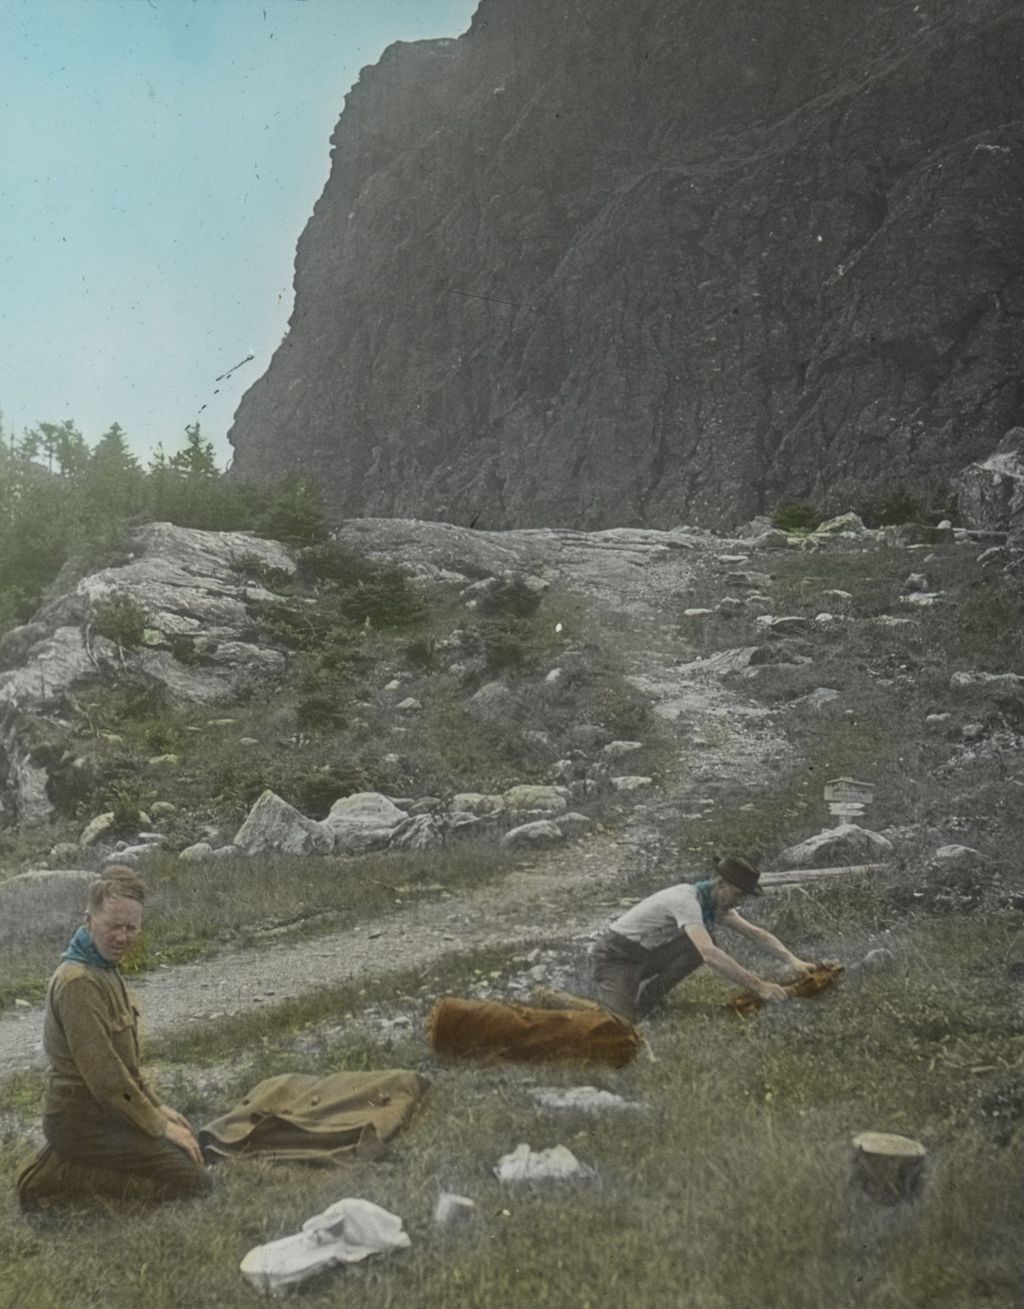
[228,0,1024,529]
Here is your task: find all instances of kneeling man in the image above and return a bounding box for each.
[591,853,814,1022]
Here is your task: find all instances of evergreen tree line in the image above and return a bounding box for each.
[0,415,326,633]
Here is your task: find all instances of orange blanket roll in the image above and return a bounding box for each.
[427,996,642,1067]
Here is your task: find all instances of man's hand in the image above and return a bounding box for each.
[787,958,816,977]
[160,1104,194,1132]
[164,1118,204,1166]
[757,981,788,1004]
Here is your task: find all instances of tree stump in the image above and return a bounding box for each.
[851,1132,927,1204]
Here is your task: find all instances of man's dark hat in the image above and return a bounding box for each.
[713,854,763,896]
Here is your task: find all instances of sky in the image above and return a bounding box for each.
[0,0,479,468]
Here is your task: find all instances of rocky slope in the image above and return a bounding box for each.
[228,0,1024,529]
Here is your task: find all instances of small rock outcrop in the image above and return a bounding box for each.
[778,824,895,869]
[232,790,333,857]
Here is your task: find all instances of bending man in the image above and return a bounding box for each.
[16,868,212,1213]
[591,854,814,1022]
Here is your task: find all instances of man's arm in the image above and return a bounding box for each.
[683,924,788,1002]
[721,911,815,973]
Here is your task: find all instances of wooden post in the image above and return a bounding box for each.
[851,1132,926,1204]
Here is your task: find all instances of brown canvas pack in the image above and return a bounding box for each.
[427,996,642,1067]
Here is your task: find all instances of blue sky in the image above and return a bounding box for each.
[0,0,479,466]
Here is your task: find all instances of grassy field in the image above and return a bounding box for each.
[1,533,1022,1306]
[1,901,1021,1308]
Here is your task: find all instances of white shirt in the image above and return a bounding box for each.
[608,884,705,950]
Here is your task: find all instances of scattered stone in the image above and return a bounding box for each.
[565,723,612,750]
[792,687,841,711]
[754,615,811,636]
[233,790,334,857]
[977,545,1007,566]
[494,1143,594,1183]
[388,814,443,851]
[929,844,983,871]
[149,801,177,817]
[179,842,214,862]
[208,845,243,861]
[602,740,644,760]
[823,589,853,605]
[468,680,517,721]
[1,868,95,889]
[902,573,929,593]
[502,785,568,816]
[813,612,837,626]
[79,812,116,848]
[962,722,987,741]
[950,671,1024,697]
[900,592,941,606]
[500,820,566,851]
[321,792,407,855]
[147,753,179,766]
[449,792,505,816]
[238,737,259,746]
[814,512,867,536]
[556,812,594,839]
[610,775,653,792]
[395,697,422,713]
[777,824,894,869]
[752,529,792,550]
[681,607,715,618]
[724,571,772,589]
[924,713,951,729]
[104,842,162,866]
[717,596,746,616]
[46,842,83,866]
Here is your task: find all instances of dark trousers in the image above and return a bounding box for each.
[591,930,704,1023]
[16,1112,211,1211]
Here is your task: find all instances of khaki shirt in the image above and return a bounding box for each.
[42,961,166,1137]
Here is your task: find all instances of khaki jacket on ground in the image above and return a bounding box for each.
[199,1070,429,1165]
[42,961,166,1137]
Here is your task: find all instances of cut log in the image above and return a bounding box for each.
[851,1132,926,1204]
[761,863,888,887]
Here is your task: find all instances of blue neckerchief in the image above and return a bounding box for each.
[694,880,717,931]
[61,925,116,970]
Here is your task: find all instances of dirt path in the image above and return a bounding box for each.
[0,838,639,1075]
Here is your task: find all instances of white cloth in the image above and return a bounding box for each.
[240,1198,410,1296]
[607,883,703,949]
[494,1143,595,1182]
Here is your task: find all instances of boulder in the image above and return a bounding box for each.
[449,792,505,816]
[813,512,868,536]
[501,785,568,817]
[929,844,983,871]
[610,776,654,792]
[499,820,566,852]
[777,824,894,869]
[955,427,1024,538]
[179,842,214,862]
[753,615,811,636]
[949,671,1024,698]
[320,791,407,855]
[2,868,95,889]
[388,814,443,851]
[468,681,517,721]
[233,790,333,857]
[602,740,644,760]
[556,812,594,839]
[79,812,117,848]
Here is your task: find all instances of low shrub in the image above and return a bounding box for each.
[771,500,823,531]
[90,592,148,651]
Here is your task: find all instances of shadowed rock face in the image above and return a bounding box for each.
[228,0,1024,529]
